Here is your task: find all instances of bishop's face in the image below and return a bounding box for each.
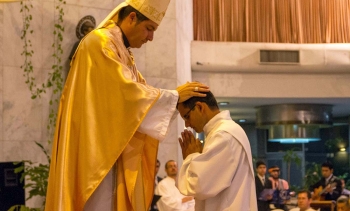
[126,16,158,48]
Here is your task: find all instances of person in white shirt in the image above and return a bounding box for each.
[176,91,257,211]
[156,160,195,211]
[290,190,316,211]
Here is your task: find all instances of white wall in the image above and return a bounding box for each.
[191,42,350,99]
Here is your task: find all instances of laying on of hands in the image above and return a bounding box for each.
[176,82,210,103]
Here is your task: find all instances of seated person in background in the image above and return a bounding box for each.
[255,160,273,211]
[155,160,195,211]
[268,165,290,211]
[337,196,350,211]
[289,190,316,211]
[341,179,350,197]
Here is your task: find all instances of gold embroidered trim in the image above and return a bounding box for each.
[140,5,165,22]
[127,0,167,24]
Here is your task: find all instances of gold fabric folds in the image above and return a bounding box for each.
[116,131,159,210]
[45,21,160,211]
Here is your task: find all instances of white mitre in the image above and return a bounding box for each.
[98,0,171,28]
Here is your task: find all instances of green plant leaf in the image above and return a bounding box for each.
[14,165,24,173]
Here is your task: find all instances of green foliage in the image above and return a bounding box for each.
[20,0,66,103]
[289,184,301,192]
[303,162,321,189]
[338,172,349,180]
[283,149,302,166]
[8,205,41,211]
[14,0,66,210]
[48,0,66,145]
[283,149,302,184]
[9,143,50,211]
[20,0,46,99]
[19,161,49,202]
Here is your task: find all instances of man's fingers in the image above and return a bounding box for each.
[195,92,208,97]
[192,86,210,93]
[185,129,193,136]
[183,130,191,141]
[185,130,194,143]
[182,131,191,148]
[189,82,209,88]
[178,137,184,147]
[182,131,189,142]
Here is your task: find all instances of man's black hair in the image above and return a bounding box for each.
[297,190,312,199]
[181,91,219,110]
[256,160,266,168]
[321,161,333,170]
[118,5,149,24]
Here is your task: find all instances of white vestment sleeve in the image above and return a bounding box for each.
[177,131,245,200]
[155,180,183,211]
[137,89,178,142]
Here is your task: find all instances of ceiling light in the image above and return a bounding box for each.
[256,104,333,144]
[238,119,246,123]
[269,138,320,144]
[340,147,346,152]
[218,102,229,106]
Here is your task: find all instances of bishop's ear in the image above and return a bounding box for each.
[128,12,137,23]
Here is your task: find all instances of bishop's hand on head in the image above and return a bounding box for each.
[176,82,209,103]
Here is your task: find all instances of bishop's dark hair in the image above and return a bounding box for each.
[118,5,149,24]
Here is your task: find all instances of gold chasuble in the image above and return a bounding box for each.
[45,21,160,211]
